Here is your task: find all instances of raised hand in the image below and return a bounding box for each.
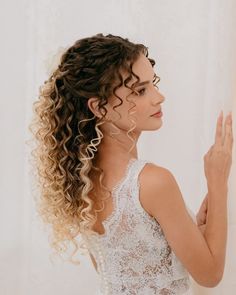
[204,111,234,192]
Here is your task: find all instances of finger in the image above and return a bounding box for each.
[202,199,208,209]
[215,110,224,146]
[200,201,207,212]
[207,145,214,155]
[197,213,207,226]
[198,200,207,217]
[223,112,233,151]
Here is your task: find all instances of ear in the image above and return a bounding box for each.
[87,97,101,118]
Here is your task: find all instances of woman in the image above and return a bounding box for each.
[30,33,233,294]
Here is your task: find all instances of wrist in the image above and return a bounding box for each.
[207,185,228,197]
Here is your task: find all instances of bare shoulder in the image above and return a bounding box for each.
[138,162,174,218]
[140,162,172,193]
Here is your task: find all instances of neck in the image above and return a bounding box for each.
[95,128,141,165]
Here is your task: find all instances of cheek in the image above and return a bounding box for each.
[134,102,149,116]
[107,106,128,125]
[110,98,149,125]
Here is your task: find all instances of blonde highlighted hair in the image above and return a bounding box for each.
[28,33,157,264]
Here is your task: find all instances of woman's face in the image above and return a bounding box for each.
[88,53,166,133]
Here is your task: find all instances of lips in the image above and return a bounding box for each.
[151,109,161,116]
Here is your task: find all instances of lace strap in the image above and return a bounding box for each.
[127,158,150,181]
[93,158,141,237]
[127,159,155,219]
[101,158,149,233]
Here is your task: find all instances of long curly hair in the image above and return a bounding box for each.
[28,33,158,264]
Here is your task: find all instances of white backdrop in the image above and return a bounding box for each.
[0,0,235,294]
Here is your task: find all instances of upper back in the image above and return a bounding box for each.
[82,158,195,294]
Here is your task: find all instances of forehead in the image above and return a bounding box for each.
[122,53,153,86]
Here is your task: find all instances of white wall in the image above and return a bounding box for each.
[0,0,28,294]
[0,0,235,294]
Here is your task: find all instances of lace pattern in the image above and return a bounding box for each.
[82,158,195,294]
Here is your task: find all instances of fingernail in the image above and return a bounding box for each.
[219,110,223,117]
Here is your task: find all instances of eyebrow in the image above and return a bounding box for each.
[131,73,157,88]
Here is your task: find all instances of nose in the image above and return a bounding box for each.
[151,90,165,105]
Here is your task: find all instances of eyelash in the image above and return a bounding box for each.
[135,76,160,96]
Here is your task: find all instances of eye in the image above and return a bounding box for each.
[137,88,146,95]
[133,75,161,96]
[133,88,146,96]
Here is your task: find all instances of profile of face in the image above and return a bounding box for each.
[88,53,166,136]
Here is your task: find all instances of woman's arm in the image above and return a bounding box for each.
[142,165,223,287]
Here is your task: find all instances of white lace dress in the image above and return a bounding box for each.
[82,158,197,295]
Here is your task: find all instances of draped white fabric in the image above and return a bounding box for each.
[0,0,235,294]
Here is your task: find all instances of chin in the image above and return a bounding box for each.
[144,123,163,131]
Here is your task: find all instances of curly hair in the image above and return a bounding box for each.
[28,33,157,265]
